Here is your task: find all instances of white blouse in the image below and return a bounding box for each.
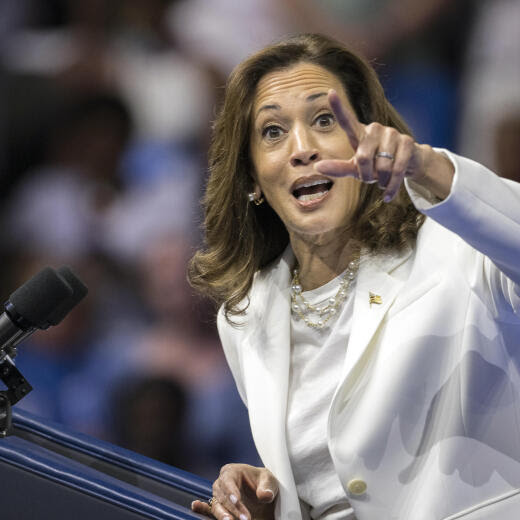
[287,272,358,520]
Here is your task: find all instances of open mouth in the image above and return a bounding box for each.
[292,178,334,202]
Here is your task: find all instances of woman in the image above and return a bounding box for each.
[189,33,520,520]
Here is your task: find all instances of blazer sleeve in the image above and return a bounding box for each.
[405,149,520,317]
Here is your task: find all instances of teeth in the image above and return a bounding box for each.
[298,191,328,201]
[295,179,329,190]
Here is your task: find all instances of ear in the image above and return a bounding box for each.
[253,183,262,198]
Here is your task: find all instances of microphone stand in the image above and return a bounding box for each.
[0,346,33,437]
[0,265,87,437]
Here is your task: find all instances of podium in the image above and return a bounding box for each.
[0,409,212,519]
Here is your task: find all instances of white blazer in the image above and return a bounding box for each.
[217,151,520,520]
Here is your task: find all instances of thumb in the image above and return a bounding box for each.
[256,470,278,503]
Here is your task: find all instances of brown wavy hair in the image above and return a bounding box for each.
[189,33,424,321]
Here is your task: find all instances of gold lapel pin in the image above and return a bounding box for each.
[369,292,382,307]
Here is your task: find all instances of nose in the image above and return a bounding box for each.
[290,125,320,167]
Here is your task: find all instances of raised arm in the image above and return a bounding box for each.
[315,89,454,202]
[316,90,520,310]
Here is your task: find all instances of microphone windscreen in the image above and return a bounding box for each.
[46,266,88,326]
[8,267,73,328]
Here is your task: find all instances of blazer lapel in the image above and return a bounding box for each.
[242,248,302,516]
[340,248,413,383]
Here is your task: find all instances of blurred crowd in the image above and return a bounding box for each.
[1,0,519,480]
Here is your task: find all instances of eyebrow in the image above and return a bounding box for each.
[255,91,328,118]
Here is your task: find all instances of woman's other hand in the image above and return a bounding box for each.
[191,464,278,520]
[315,89,454,202]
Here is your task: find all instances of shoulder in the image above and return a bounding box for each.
[217,245,294,332]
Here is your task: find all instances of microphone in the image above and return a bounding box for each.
[0,266,88,356]
[46,266,89,327]
[0,266,88,435]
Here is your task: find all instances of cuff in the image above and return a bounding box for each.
[404,148,458,212]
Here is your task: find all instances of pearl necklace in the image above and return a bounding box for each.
[290,258,359,330]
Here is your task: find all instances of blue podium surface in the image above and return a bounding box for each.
[0,409,212,519]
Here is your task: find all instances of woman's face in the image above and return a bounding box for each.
[250,62,361,241]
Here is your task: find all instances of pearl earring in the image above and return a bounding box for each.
[248,192,265,205]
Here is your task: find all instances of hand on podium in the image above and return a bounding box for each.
[192,463,278,520]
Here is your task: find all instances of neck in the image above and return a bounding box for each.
[290,227,359,291]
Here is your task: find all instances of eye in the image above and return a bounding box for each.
[262,124,284,140]
[315,113,335,128]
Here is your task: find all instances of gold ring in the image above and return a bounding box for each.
[208,497,218,508]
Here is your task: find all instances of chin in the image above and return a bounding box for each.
[289,218,344,238]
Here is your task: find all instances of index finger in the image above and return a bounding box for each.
[328,89,362,149]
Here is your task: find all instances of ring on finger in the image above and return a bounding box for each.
[375,151,395,161]
[208,497,219,509]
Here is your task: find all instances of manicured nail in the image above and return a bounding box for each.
[240,515,248,520]
[230,494,238,504]
[383,194,391,202]
[223,516,231,520]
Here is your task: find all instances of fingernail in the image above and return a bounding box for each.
[240,515,248,520]
[191,501,195,509]
[383,194,391,202]
[264,488,274,498]
[230,494,238,504]
[223,517,231,520]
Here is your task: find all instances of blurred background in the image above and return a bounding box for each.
[1,0,519,480]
